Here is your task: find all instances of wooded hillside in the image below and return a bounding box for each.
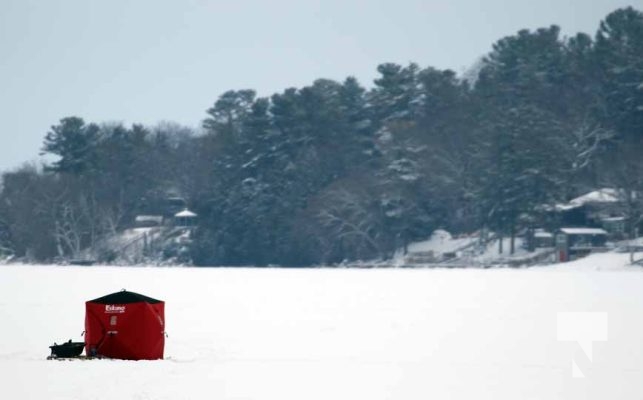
[1,7,642,266]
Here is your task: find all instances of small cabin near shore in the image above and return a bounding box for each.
[556,227,608,261]
[551,189,631,239]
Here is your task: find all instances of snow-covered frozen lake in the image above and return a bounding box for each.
[1,258,643,399]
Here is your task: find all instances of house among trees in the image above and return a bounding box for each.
[529,188,636,259]
[553,188,628,238]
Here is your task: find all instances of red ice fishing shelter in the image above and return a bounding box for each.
[85,290,165,360]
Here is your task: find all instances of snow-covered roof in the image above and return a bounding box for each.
[553,203,582,211]
[534,231,553,238]
[560,227,608,235]
[601,216,625,222]
[175,209,197,218]
[553,188,622,211]
[135,215,163,223]
[569,188,621,205]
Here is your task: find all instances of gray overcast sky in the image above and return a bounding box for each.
[0,0,639,172]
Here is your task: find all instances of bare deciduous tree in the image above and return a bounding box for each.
[315,188,384,261]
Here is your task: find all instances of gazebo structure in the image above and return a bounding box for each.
[174,208,197,227]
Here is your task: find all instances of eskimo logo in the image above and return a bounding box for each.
[105,305,126,314]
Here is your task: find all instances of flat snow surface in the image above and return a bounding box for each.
[2,258,643,399]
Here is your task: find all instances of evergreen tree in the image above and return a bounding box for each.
[42,117,100,175]
[595,7,643,139]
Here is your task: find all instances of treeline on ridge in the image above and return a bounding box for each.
[0,7,642,266]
